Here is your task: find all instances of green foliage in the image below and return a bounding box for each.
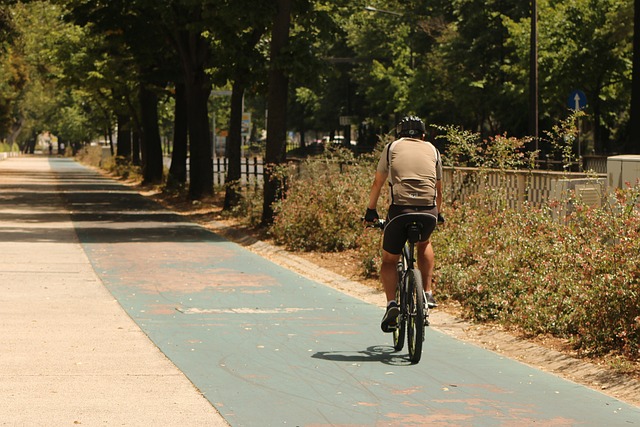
[544,111,587,172]
[219,183,264,227]
[1,1,104,148]
[434,123,536,170]
[269,147,383,252]
[76,145,142,181]
[4,0,639,158]
[416,1,529,134]
[0,141,18,152]
[502,0,632,151]
[434,186,640,359]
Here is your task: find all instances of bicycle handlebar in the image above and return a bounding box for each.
[362,217,385,229]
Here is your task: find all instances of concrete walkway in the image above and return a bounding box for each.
[0,157,228,426]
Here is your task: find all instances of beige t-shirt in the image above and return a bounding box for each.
[376,137,442,206]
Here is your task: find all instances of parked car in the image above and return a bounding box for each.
[322,135,345,146]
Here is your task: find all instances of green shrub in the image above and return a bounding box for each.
[76,145,104,167]
[357,226,383,278]
[0,142,19,152]
[434,185,640,359]
[270,147,387,252]
[221,183,264,227]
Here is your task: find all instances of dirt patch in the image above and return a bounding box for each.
[134,183,640,407]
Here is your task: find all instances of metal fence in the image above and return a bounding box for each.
[212,156,264,186]
[172,154,609,210]
[443,167,607,209]
[532,155,608,174]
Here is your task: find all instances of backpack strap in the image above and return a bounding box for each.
[386,139,402,205]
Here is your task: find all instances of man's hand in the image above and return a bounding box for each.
[364,208,379,222]
[437,212,446,224]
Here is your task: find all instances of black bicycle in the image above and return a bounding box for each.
[370,219,430,364]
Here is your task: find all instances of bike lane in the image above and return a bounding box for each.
[52,158,640,426]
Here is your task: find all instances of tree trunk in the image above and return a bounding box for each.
[116,114,132,161]
[132,129,141,166]
[262,0,292,225]
[139,86,164,183]
[185,79,212,199]
[107,121,115,157]
[175,30,213,200]
[629,0,640,153]
[224,81,245,209]
[224,28,264,209]
[168,82,188,186]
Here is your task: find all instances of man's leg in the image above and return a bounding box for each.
[380,249,401,332]
[417,241,437,307]
[381,249,401,303]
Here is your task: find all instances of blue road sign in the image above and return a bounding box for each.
[568,89,587,110]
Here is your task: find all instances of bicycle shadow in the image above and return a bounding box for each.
[311,345,413,366]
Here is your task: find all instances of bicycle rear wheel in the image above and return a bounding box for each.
[393,271,405,351]
[407,268,425,363]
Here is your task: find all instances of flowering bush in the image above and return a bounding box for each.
[434,185,640,360]
[269,147,384,252]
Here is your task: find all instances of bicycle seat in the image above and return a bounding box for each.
[385,211,437,245]
[405,222,423,244]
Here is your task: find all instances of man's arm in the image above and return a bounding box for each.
[367,171,387,210]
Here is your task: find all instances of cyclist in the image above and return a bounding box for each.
[364,116,444,333]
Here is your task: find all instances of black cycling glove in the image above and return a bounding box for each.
[437,212,446,224]
[364,208,379,222]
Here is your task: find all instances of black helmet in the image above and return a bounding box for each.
[396,115,426,138]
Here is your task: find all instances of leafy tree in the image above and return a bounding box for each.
[166,2,214,199]
[0,46,27,144]
[504,0,633,155]
[262,0,293,224]
[206,1,272,209]
[348,1,415,126]
[288,2,358,143]
[544,0,631,154]
[6,1,103,152]
[424,1,529,136]
[59,0,168,181]
[0,3,20,139]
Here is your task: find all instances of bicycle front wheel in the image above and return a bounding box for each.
[407,268,425,364]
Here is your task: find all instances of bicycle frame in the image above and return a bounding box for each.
[366,217,429,363]
[393,221,427,363]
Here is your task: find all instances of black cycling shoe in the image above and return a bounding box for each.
[381,302,400,333]
[426,292,438,309]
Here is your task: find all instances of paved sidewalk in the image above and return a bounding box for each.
[0,157,228,426]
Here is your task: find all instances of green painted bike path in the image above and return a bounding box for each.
[52,158,639,426]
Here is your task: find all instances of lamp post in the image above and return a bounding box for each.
[530,0,539,153]
[364,5,403,17]
[365,5,415,69]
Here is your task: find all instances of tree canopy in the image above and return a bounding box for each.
[1,0,639,215]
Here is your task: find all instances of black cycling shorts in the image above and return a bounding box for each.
[382,205,438,255]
